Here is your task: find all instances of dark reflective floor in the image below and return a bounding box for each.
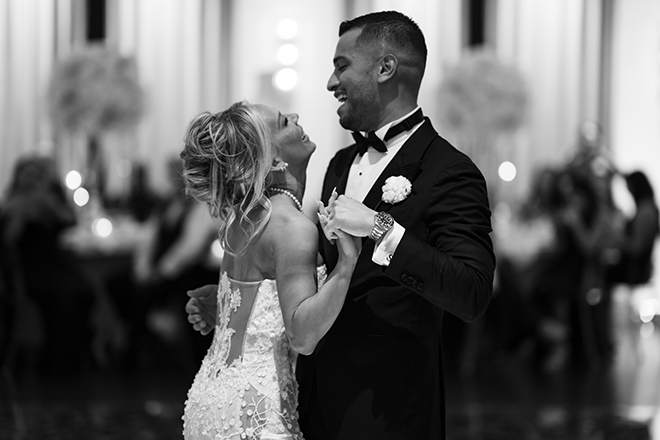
[443,288,660,440]
[1,290,659,440]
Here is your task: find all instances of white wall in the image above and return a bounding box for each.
[610,0,660,193]
[492,0,587,205]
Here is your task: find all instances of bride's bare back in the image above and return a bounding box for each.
[183,201,320,440]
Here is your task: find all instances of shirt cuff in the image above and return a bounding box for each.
[372,221,404,266]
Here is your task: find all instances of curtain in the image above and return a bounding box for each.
[0,0,226,200]
[103,0,225,197]
[0,0,62,196]
[491,0,601,205]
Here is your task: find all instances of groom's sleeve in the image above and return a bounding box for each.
[384,158,495,323]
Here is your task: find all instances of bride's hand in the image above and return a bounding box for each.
[317,188,340,243]
[335,229,362,263]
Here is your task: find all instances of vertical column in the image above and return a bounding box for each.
[86,0,106,41]
[0,1,9,193]
[599,0,615,143]
[580,0,603,125]
[466,0,486,47]
[37,0,56,152]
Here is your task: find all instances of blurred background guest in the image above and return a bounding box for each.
[519,122,625,372]
[114,157,221,374]
[492,152,627,373]
[0,155,126,377]
[550,166,624,369]
[607,170,660,288]
[126,162,162,224]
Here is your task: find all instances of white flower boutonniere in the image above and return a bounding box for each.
[381,176,412,204]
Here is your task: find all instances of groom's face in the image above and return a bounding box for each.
[327,28,381,133]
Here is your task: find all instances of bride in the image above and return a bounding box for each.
[179,101,360,440]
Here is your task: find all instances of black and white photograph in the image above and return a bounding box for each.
[1,1,659,439]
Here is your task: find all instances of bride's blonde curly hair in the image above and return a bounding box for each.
[180,101,274,256]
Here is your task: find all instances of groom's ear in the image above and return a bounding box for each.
[377,54,397,83]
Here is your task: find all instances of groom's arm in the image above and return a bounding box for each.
[325,154,495,323]
[385,158,495,323]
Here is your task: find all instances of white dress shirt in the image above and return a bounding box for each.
[345,107,423,266]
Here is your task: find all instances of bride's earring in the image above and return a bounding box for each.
[272,160,288,172]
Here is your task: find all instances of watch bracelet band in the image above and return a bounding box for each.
[368,225,387,241]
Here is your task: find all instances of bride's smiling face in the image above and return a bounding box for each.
[254,104,316,167]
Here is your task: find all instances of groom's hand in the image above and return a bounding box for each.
[326,195,376,238]
[186,284,218,336]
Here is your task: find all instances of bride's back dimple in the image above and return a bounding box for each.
[214,272,285,370]
[222,276,263,367]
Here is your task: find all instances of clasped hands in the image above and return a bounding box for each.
[185,189,373,337]
[316,188,376,243]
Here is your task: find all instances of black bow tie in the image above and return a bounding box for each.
[352,109,424,156]
[352,131,386,155]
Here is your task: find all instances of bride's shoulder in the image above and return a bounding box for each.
[269,204,314,231]
[265,207,317,251]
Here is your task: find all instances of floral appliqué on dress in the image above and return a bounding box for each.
[182,266,326,440]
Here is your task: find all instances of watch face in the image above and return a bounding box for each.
[376,212,394,229]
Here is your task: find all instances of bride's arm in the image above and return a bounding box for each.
[272,211,359,355]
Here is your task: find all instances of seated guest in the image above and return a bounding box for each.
[0,155,125,376]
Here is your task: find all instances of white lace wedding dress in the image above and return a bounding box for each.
[182,267,326,440]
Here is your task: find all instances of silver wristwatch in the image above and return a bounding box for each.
[369,211,394,241]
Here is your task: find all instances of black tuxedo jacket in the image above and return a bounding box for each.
[297,118,496,440]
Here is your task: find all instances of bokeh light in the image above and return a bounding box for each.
[276,18,298,39]
[92,217,113,238]
[273,68,298,91]
[73,187,90,206]
[65,170,83,190]
[498,161,517,182]
[639,298,660,323]
[277,43,299,65]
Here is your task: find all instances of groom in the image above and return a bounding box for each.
[295,11,495,440]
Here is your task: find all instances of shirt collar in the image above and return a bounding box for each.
[374,106,422,142]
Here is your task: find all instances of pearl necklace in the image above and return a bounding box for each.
[270,187,303,212]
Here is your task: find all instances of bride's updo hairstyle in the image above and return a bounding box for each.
[180,101,274,256]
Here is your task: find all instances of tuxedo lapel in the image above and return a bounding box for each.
[324,145,360,201]
[362,119,436,211]
[320,144,360,272]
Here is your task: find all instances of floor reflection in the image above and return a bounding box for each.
[443,287,660,439]
[1,289,659,440]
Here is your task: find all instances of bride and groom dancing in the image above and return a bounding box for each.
[179,10,495,440]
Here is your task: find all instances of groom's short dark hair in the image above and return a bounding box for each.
[338,10,427,67]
